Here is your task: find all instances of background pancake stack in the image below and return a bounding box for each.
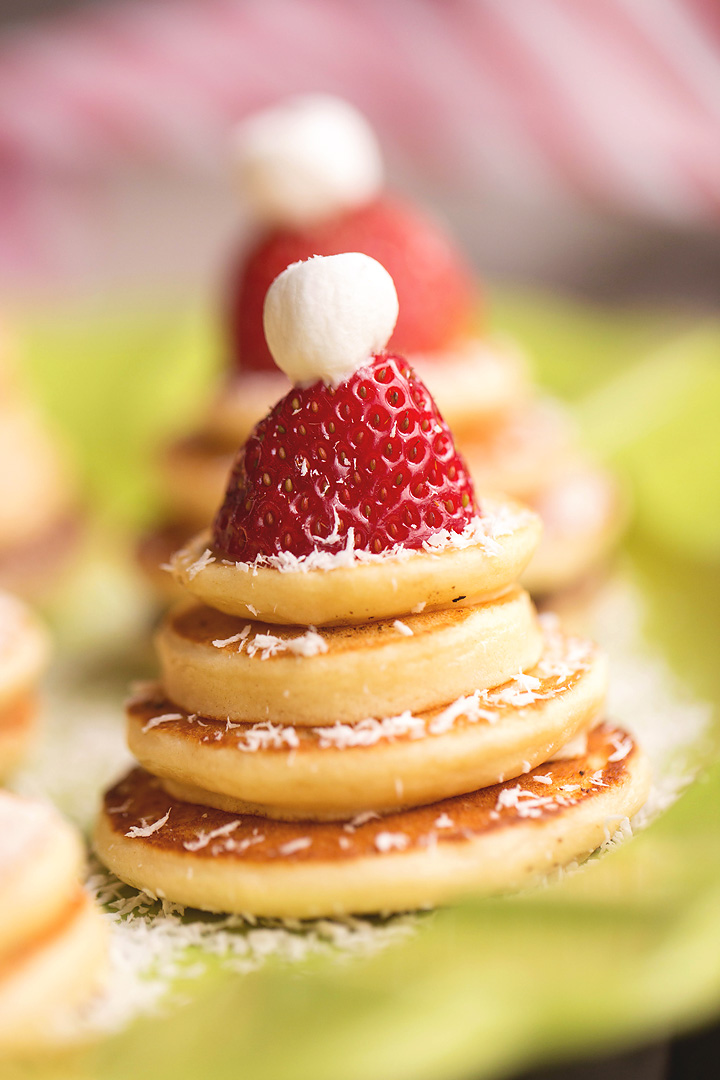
[139,95,623,604]
[99,491,648,919]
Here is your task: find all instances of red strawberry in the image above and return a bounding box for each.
[227,196,476,374]
[212,353,478,561]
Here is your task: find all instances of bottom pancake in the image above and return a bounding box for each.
[0,889,107,1053]
[95,724,650,919]
[0,694,37,779]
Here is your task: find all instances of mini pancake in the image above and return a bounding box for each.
[522,467,626,597]
[137,520,194,603]
[461,399,575,501]
[158,432,234,532]
[170,496,542,627]
[0,889,107,1053]
[0,790,85,964]
[96,724,650,919]
[155,586,542,727]
[129,626,607,820]
[0,512,82,601]
[410,336,528,434]
[205,371,291,447]
[0,590,49,711]
[0,402,77,552]
[0,693,38,779]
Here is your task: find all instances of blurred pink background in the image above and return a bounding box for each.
[1,0,719,307]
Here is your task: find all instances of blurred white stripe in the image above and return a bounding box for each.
[0,0,718,284]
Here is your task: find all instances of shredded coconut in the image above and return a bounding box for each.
[183,821,241,852]
[374,832,409,853]
[212,628,251,649]
[347,810,381,829]
[392,620,414,637]
[244,628,328,660]
[236,721,300,753]
[314,712,426,749]
[278,837,312,856]
[141,713,183,734]
[608,733,634,762]
[494,785,572,820]
[125,808,171,839]
[183,549,215,580]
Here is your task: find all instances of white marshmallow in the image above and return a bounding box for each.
[263,254,399,387]
[231,94,383,227]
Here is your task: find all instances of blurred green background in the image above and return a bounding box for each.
[4,293,719,1080]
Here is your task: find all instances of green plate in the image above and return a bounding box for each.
[5,292,720,1080]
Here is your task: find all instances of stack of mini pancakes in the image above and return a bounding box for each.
[99,497,649,919]
[0,590,50,780]
[0,791,106,1053]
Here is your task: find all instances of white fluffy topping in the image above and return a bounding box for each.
[231,94,383,227]
[263,253,398,387]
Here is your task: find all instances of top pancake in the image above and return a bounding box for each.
[169,496,542,626]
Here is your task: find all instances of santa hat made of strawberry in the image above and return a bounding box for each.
[213,252,478,562]
[226,95,476,374]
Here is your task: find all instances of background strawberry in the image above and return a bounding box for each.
[212,353,478,561]
[227,197,476,374]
